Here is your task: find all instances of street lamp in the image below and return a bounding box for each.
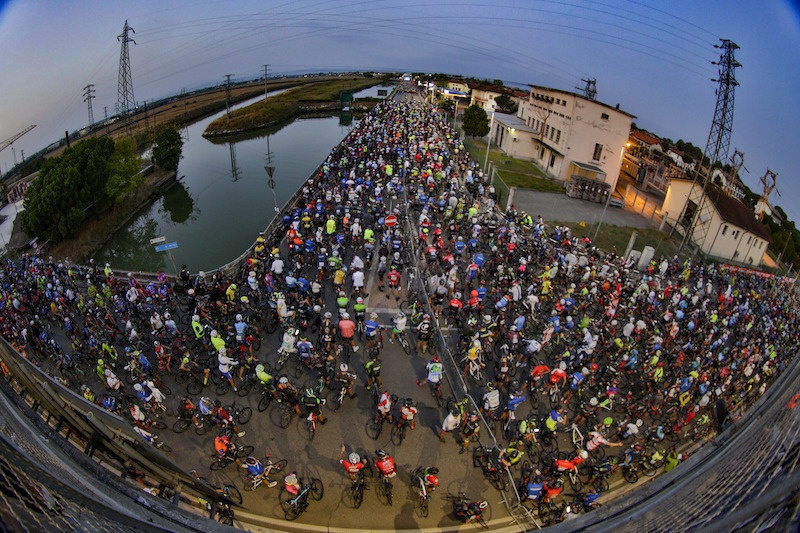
[483,108,496,172]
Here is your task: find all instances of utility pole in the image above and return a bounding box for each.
[83,84,96,125]
[104,106,109,134]
[263,64,271,101]
[116,20,137,114]
[675,39,741,254]
[576,78,597,100]
[224,74,233,117]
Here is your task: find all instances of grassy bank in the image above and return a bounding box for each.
[204,77,380,137]
[463,136,562,192]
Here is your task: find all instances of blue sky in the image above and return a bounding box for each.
[1,0,799,220]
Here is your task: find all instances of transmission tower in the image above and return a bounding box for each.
[263,64,271,100]
[224,74,233,117]
[117,20,137,114]
[576,78,597,99]
[83,84,96,125]
[676,39,741,253]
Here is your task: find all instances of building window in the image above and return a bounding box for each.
[549,154,556,168]
[555,130,561,144]
[747,235,752,244]
[545,125,550,137]
[601,113,609,120]
[592,143,603,161]
[550,128,555,140]
[721,224,728,236]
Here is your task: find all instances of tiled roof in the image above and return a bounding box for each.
[704,183,772,242]
[630,130,661,146]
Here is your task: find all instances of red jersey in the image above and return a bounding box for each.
[375,456,396,476]
[387,270,401,286]
[341,459,364,475]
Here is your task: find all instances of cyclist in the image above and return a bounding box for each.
[387,265,402,301]
[399,398,419,430]
[364,312,381,350]
[455,499,488,523]
[460,413,480,454]
[217,349,239,393]
[255,363,274,391]
[364,353,383,390]
[376,391,397,424]
[415,314,433,354]
[213,400,245,437]
[464,339,485,377]
[390,311,407,344]
[524,475,545,502]
[338,445,367,481]
[482,382,501,419]
[240,456,278,488]
[215,434,240,465]
[439,405,463,443]
[586,430,623,452]
[544,405,567,433]
[500,442,526,467]
[418,466,439,494]
[233,314,255,357]
[177,395,201,427]
[338,312,359,353]
[276,376,303,416]
[296,335,315,367]
[336,364,358,400]
[284,472,302,495]
[301,388,328,425]
[374,449,396,478]
[417,354,444,393]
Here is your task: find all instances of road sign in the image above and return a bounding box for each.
[149,236,166,245]
[385,214,398,227]
[154,242,178,252]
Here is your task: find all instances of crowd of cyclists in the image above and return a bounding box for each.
[0,84,798,527]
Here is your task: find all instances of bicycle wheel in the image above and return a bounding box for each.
[366,416,383,440]
[223,485,243,505]
[215,380,231,396]
[235,445,255,459]
[236,407,253,425]
[217,509,234,526]
[271,459,288,473]
[237,380,254,397]
[186,379,204,396]
[279,406,293,428]
[172,418,191,433]
[353,483,364,509]
[308,419,316,441]
[250,337,262,351]
[209,458,226,471]
[489,470,507,491]
[258,392,272,412]
[398,334,410,355]
[419,495,429,517]
[569,474,583,491]
[384,479,393,506]
[284,502,302,521]
[175,371,191,384]
[310,478,324,500]
[400,300,414,315]
[640,460,657,477]
[242,475,257,492]
[391,423,406,446]
[158,382,172,396]
[622,466,638,484]
[540,433,557,453]
[150,419,167,430]
[593,476,609,492]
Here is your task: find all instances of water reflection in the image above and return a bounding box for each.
[101,215,164,270]
[160,178,197,224]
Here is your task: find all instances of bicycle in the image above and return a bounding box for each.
[210,442,255,471]
[280,477,324,520]
[472,446,508,491]
[349,469,368,509]
[461,353,487,386]
[243,455,287,491]
[410,467,433,518]
[377,469,395,506]
[391,417,411,446]
[306,407,325,441]
[450,491,489,529]
[396,330,411,354]
[367,408,391,440]
[191,470,242,505]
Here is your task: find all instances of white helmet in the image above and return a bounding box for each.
[349,452,360,464]
[236,314,243,321]
[134,383,142,391]
[340,363,349,372]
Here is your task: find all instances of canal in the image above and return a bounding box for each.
[93,95,358,273]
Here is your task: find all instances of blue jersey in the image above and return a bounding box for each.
[364,319,380,337]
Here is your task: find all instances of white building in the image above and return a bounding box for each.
[662,178,771,265]
[487,85,635,195]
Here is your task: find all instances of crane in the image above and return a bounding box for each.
[1,125,36,165]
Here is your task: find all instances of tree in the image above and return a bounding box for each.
[494,94,518,114]
[438,98,455,114]
[462,104,490,138]
[107,137,143,202]
[152,126,183,172]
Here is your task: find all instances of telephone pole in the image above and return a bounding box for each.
[576,77,597,100]
[83,84,96,125]
[263,64,271,100]
[224,74,233,117]
[116,20,137,114]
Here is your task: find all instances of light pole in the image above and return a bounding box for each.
[483,109,496,172]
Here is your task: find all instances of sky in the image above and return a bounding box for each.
[1,0,799,220]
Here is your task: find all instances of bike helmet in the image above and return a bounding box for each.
[236,314,243,321]
[340,363,349,372]
[375,449,387,458]
[210,330,219,337]
[357,297,364,304]
[80,384,88,392]
[370,312,378,320]
[578,450,589,460]
[349,452,360,464]
[341,312,350,320]
[510,325,518,332]
[404,398,413,407]
[153,340,160,346]
[589,397,599,407]
[97,359,104,365]
[246,457,257,466]
[214,399,221,407]
[603,416,614,427]
[255,364,265,373]
[201,397,211,404]
[390,394,398,403]
[432,355,440,362]
[305,388,315,397]
[636,419,644,427]
[192,314,200,322]
[478,501,489,509]
[134,383,142,391]
[483,314,492,324]
[454,292,462,300]
[279,377,288,385]
[324,311,332,319]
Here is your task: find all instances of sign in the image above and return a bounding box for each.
[384,214,398,227]
[149,236,166,245]
[154,242,178,252]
